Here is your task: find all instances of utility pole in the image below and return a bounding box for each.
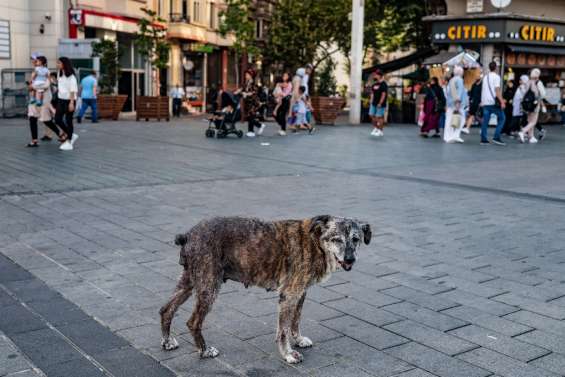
[349,0,364,124]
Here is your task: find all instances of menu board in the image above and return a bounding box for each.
[467,0,484,13]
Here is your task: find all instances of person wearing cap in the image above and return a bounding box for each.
[236,68,266,137]
[77,71,98,124]
[369,69,388,137]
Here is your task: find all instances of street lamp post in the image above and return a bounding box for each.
[349,0,364,125]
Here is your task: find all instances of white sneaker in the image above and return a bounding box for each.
[59,141,73,151]
[257,123,266,135]
[377,129,384,137]
[370,128,379,136]
[518,131,525,143]
[246,132,256,138]
[278,130,287,136]
[70,133,79,146]
[529,137,538,144]
[455,137,465,143]
[461,128,470,135]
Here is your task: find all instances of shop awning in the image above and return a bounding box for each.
[362,48,436,80]
[422,51,459,65]
[508,45,565,56]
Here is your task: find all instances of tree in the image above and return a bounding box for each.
[136,7,171,95]
[91,39,122,95]
[218,0,258,86]
[315,56,338,97]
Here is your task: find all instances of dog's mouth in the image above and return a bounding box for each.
[335,257,354,271]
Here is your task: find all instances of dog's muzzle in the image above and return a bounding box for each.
[337,257,355,271]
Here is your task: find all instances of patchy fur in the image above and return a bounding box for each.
[159,215,371,363]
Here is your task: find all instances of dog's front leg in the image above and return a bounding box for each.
[277,293,303,364]
[290,292,312,348]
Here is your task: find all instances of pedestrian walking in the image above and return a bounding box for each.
[443,66,467,143]
[480,61,506,146]
[518,68,546,144]
[237,68,265,138]
[273,72,292,136]
[171,84,185,117]
[55,57,79,151]
[369,69,388,137]
[420,77,444,138]
[508,75,529,137]
[26,57,62,147]
[289,85,315,134]
[502,79,516,136]
[77,71,98,123]
[462,75,482,134]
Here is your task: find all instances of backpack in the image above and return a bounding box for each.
[522,89,538,113]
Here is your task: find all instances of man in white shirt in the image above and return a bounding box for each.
[171,84,185,117]
[480,61,506,146]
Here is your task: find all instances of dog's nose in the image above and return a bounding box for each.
[344,257,356,264]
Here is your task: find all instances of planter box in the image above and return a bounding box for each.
[97,95,128,120]
[311,96,345,125]
[136,96,170,121]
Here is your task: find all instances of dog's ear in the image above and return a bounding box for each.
[360,223,372,245]
[309,215,331,238]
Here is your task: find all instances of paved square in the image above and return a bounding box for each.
[2,117,565,377]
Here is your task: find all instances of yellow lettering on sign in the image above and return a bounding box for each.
[521,25,530,40]
[448,26,456,40]
[535,26,543,40]
[463,25,471,39]
[519,24,557,42]
[547,27,556,41]
[477,25,487,39]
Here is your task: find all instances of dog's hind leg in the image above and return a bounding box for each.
[277,293,304,364]
[290,292,312,348]
[188,282,221,358]
[159,275,193,351]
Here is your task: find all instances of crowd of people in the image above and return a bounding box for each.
[415,61,554,145]
[26,52,98,151]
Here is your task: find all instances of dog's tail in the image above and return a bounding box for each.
[175,234,188,247]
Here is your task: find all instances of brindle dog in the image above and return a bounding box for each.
[159,215,371,364]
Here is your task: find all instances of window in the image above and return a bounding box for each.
[193,1,201,23]
[182,0,189,20]
[255,19,263,39]
[0,19,10,59]
[209,2,216,29]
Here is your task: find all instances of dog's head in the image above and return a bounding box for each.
[309,215,371,272]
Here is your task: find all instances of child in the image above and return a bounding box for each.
[290,86,315,134]
[30,56,50,106]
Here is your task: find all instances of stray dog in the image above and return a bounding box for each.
[159,215,371,364]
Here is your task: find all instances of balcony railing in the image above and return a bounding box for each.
[169,13,190,23]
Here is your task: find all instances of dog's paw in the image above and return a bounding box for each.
[295,336,313,348]
[201,346,220,358]
[161,336,179,351]
[283,350,303,364]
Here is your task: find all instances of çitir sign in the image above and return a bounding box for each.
[432,19,565,46]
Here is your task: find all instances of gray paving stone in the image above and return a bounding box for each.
[326,283,402,307]
[382,302,467,332]
[384,320,477,356]
[390,369,438,377]
[385,342,490,377]
[380,286,459,311]
[505,310,565,338]
[321,315,408,350]
[41,357,106,377]
[529,353,565,376]
[382,273,454,295]
[322,298,403,327]
[515,329,565,355]
[448,324,549,362]
[437,290,519,316]
[456,347,560,377]
[0,342,33,376]
[0,304,47,335]
[310,362,374,377]
[11,328,82,369]
[58,320,129,355]
[492,293,565,320]
[430,276,507,298]
[441,305,532,337]
[95,346,176,377]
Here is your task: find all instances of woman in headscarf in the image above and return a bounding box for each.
[509,75,529,137]
[443,65,468,143]
[420,77,445,138]
[237,68,265,138]
[518,68,546,144]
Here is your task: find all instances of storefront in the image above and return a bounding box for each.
[427,15,565,121]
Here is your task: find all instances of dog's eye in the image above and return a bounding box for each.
[332,238,343,243]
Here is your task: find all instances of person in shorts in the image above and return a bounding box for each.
[369,69,388,137]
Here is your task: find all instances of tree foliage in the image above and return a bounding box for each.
[218,0,258,57]
[315,56,338,97]
[91,39,122,95]
[136,7,171,70]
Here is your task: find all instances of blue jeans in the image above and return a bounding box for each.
[481,105,505,142]
[78,98,98,122]
[439,112,445,129]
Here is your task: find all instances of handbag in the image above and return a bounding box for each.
[451,109,462,129]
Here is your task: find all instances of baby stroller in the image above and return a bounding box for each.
[205,91,244,138]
